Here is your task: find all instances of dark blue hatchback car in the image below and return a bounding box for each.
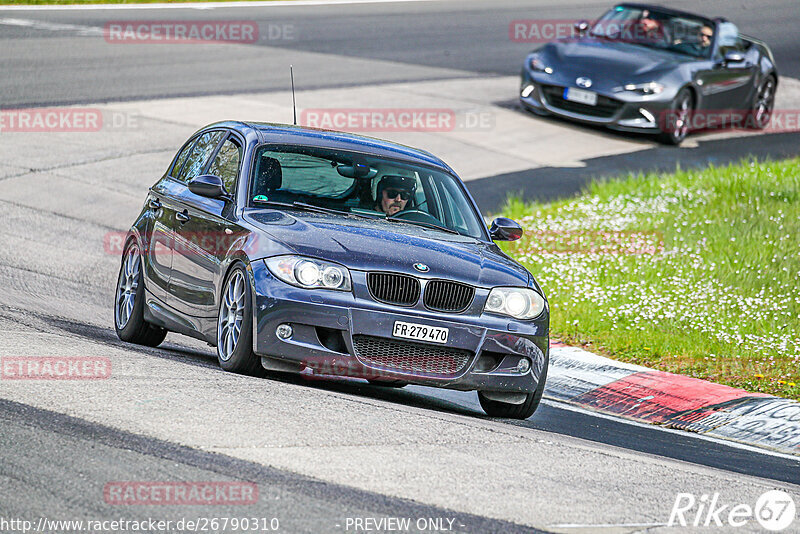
[114,121,549,418]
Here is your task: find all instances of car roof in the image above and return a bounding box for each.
[198,120,457,175]
[615,3,714,24]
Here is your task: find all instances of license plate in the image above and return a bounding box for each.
[564,87,597,106]
[392,321,448,344]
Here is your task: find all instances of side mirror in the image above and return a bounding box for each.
[574,20,590,34]
[188,174,229,200]
[723,51,745,66]
[489,217,523,241]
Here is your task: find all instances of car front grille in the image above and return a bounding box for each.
[423,280,475,313]
[352,335,472,376]
[367,272,421,306]
[541,84,623,118]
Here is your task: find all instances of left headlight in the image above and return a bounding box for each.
[622,81,664,95]
[484,287,545,320]
[265,255,352,291]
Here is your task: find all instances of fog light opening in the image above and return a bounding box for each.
[517,358,531,374]
[276,324,293,340]
[521,85,535,98]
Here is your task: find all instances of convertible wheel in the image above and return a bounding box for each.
[658,88,693,145]
[114,241,168,347]
[750,76,776,130]
[478,355,548,419]
[216,264,262,376]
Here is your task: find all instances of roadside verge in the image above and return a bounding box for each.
[547,342,800,456]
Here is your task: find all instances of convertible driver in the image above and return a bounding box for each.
[375,175,416,216]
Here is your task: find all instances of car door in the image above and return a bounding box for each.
[168,132,243,318]
[142,136,196,303]
[701,22,758,110]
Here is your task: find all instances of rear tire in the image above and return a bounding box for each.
[478,354,548,419]
[114,240,168,347]
[658,88,693,145]
[216,263,263,376]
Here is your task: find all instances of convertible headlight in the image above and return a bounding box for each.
[622,82,664,95]
[529,57,553,74]
[265,256,352,291]
[484,287,545,320]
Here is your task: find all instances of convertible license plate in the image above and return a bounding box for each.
[392,321,449,344]
[564,87,598,106]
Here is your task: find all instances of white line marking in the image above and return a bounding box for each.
[0,17,102,35]
[549,523,668,529]
[0,0,443,11]
[542,398,800,464]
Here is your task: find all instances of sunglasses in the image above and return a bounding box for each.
[384,189,411,200]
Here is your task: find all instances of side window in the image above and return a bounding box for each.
[209,138,242,194]
[169,138,196,179]
[176,131,226,183]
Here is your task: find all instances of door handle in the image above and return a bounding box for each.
[176,210,190,223]
[148,198,162,210]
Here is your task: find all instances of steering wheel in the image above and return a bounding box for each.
[390,209,443,226]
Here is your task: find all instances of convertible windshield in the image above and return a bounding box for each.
[590,5,715,58]
[249,145,486,239]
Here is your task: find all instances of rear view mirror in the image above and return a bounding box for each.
[489,217,523,241]
[188,174,229,200]
[723,51,745,65]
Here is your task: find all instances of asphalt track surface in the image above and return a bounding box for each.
[1,1,800,532]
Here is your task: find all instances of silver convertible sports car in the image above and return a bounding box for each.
[520,3,778,144]
[114,122,550,419]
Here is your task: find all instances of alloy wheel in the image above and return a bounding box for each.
[217,270,246,362]
[115,244,141,330]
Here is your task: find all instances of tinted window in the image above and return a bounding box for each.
[208,138,242,194]
[176,131,226,183]
[169,138,195,179]
[250,145,486,239]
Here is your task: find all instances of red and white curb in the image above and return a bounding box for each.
[547,343,800,456]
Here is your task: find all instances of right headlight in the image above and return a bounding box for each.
[529,56,553,74]
[265,255,352,291]
[484,287,545,320]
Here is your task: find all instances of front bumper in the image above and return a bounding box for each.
[519,70,675,133]
[250,261,548,393]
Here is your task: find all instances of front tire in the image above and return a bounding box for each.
[114,241,167,347]
[750,75,776,130]
[478,355,548,419]
[658,88,693,145]
[216,263,262,376]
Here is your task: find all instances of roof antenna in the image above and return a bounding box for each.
[290,65,297,126]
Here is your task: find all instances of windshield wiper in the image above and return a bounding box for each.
[385,216,460,235]
[252,198,374,219]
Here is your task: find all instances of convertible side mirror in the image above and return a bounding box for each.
[574,20,590,34]
[489,217,523,241]
[188,174,230,200]
[723,51,745,66]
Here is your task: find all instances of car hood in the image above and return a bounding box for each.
[542,39,685,86]
[244,210,530,288]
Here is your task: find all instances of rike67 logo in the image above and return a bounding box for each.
[669,490,796,531]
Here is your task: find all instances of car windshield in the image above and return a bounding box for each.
[248,144,487,240]
[590,5,715,58]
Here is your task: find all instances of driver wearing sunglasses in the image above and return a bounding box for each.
[374,175,416,216]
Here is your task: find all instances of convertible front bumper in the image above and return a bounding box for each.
[250,261,548,394]
[519,70,678,133]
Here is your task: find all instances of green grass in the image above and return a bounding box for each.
[499,158,800,400]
